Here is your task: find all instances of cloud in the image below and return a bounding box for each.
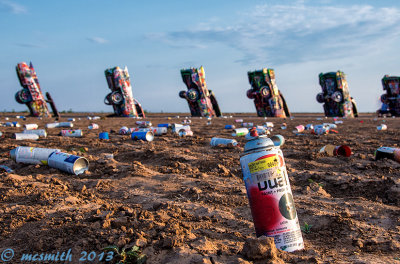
[14,43,45,48]
[148,2,400,65]
[0,0,27,14]
[86,37,108,44]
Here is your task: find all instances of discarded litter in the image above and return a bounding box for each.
[374,147,400,163]
[88,123,99,130]
[210,137,238,147]
[320,144,352,157]
[0,165,13,173]
[13,133,39,140]
[46,122,73,128]
[225,125,235,129]
[136,121,152,127]
[24,124,38,130]
[61,129,83,137]
[232,127,249,137]
[239,132,304,252]
[119,126,129,135]
[99,132,109,140]
[377,124,387,131]
[10,147,61,165]
[293,125,305,133]
[48,151,89,175]
[131,131,154,141]
[22,129,47,138]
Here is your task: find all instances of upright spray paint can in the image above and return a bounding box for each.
[10,147,61,165]
[239,131,304,252]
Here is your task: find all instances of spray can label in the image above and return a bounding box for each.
[240,147,304,252]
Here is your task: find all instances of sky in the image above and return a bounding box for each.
[1,0,399,113]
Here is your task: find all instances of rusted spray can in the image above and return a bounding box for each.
[48,152,89,175]
[61,129,83,137]
[239,130,304,252]
[10,147,61,165]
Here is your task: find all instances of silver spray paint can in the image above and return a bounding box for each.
[48,152,89,175]
[239,135,304,252]
[58,122,74,128]
[210,137,238,147]
[23,129,47,138]
[13,133,39,140]
[46,122,59,128]
[10,147,61,165]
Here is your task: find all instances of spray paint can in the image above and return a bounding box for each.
[179,129,193,137]
[305,124,314,130]
[24,124,38,130]
[242,122,254,128]
[13,133,39,140]
[239,134,304,252]
[377,124,387,131]
[23,129,47,138]
[172,124,190,134]
[131,131,154,141]
[374,147,400,163]
[232,127,249,137]
[313,125,329,135]
[210,137,238,147]
[182,119,192,124]
[119,126,130,135]
[67,118,76,121]
[265,122,274,128]
[46,122,59,128]
[61,129,83,137]
[293,125,304,133]
[235,119,243,123]
[88,123,99,129]
[92,116,101,120]
[225,125,235,129]
[12,122,21,127]
[58,122,74,128]
[151,127,167,135]
[157,123,170,128]
[48,152,89,175]
[136,121,152,127]
[10,147,61,165]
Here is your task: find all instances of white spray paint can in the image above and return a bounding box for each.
[10,147,61,165]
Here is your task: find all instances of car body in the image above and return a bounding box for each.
[316,71,358,117]
[378,75,400,116]
[179,66,221,117]
[104,66,145,117]
[15,62,59,118]
[246,68,290,117]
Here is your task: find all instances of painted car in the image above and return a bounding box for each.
[378,75,400,116]
[15,62,59,118]
[104,66,145,117]
[179,66,221,117]
[316,71,358,117]
[246,68,290,117]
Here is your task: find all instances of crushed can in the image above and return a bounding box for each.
[48,151,89,175]
[61,129,83,137]
[239,131,304,252]
[10,147,61,165]
[23,129,47,138]
[210,137,238,147]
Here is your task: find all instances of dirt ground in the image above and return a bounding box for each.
[0,112,399,264]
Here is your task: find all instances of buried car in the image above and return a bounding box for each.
[316,71,358,118]
[15,62,60,118]
[104,66,145,117]
[246,68,290,117]
[179,66,221,117]
[378,75,400,117]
